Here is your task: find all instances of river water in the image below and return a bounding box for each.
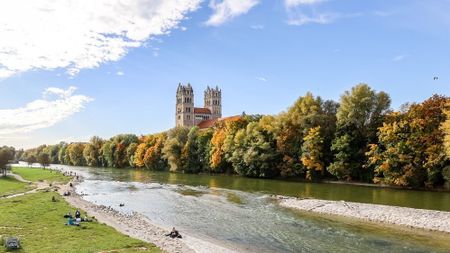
[51,165,450,253]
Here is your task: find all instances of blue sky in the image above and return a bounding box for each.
[0,0,449,148]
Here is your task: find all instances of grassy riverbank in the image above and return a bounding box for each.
[0,167,161,253]
[0,176,32,197]
[11,167,69,184]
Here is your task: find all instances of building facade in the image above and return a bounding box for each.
[175,83,222,127]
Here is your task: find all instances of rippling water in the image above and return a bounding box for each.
[53,165,450,253]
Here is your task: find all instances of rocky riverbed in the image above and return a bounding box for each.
[276,196,450,233]
[59,179,236,253]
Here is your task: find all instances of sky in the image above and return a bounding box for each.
[0,0,449,149]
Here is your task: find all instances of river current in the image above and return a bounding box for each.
[50,165,450,253]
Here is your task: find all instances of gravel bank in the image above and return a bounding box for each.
[277,196,450,233]
[59,179,236,253]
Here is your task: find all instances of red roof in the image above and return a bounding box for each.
[197,119,218,129]
[194,107,211,114]
[197,115,243,129]
[218,116,242,122]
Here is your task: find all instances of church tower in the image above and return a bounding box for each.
[176,83,194,127]
[204,86,222,119]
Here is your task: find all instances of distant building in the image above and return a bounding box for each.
[175,83,222,128]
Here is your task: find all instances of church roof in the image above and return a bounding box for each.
[197,115,243,129]
[194,107,211,114]
[197,119,217,129]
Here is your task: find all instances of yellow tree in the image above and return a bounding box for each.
[301,126,324,180]
[442,102,450,158]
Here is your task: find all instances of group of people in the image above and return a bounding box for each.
[64,209,91,226]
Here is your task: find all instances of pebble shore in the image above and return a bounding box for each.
[276,196,450,233]
[59,179,237,253]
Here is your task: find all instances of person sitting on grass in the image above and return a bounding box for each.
[66,216,74,226]
[75,210,81,219]
[65,216,80,226]
[63,212,73,219]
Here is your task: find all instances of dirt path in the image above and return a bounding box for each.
[2,173,50,199]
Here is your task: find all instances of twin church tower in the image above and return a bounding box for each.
[176,83,222,127]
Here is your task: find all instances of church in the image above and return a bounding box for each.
[175,83,222,128]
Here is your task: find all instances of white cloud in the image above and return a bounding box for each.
[0,0,202,79]
[284,0,334,26]
[205,0,259,26]
[116,71,125,76]
[393,55,408,62]
[257,77,268,82]
[285,0,327,8]
[0,86,92,135]
[287,13,335,25]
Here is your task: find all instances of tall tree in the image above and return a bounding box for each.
[162,127,190,172]
[0,147,15,176]
[142,133,167,170]
[83,136,104,167]
[276,92,337,177]
[196,128,213,171]
[181,127,202,173]
[329,84,391,181]
[442,101,450,158]
[301,126,324,180]
[26,155,37,166]
[37,153,51,169]
[67,143,86,166]
[210,117,248,173]
[229,117,280,178]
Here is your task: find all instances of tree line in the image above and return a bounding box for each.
[14,84,450,189]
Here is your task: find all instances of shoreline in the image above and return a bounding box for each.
[59,178,238,253]
[276,196,450,234]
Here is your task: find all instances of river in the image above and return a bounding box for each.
[50,165,450,253]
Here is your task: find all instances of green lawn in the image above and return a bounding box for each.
[11,167,70,184]
[0,192,161,253]
[0,176,33,197]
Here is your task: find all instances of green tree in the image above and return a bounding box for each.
[26,155,37,166]
[67,143,86,166]
[58,143,69,164]
[328,134,353,180]
[0,147,15,176]
[162,127,190,172]
[329,84,391,181]
[196,128,213,171]
[83,136,104,167]
[181,127,202,173]
[37,153,51,169]
[229,118,280,178]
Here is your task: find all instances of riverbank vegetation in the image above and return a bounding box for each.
[13,84,450,189]
[0,192,161,253]
[11,167,69,184]
[0,167,161,253]
[0,176,31,197]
